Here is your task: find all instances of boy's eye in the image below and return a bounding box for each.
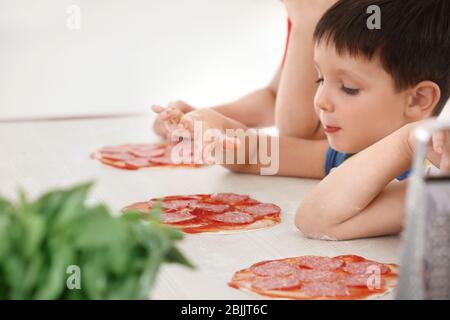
[340,85,360,96]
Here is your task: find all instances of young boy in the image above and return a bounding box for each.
[152,0,339,141]
[160,0,450,240]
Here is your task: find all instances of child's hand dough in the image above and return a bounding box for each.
[152,101,195,138]
[175,109,241,150]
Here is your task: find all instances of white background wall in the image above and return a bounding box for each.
[1,0,448,120]
[0,0,287,119]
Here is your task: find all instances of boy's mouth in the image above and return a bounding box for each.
[323,125,341,133]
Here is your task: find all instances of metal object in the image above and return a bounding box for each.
[397,119,450,300]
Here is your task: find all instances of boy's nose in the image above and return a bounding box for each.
[314,91,335,113]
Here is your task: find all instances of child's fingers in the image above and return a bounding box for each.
[179,115,195,134]
[153,105,184,121]
[171,113,241,150]
[158,108,184,137]
[160,112,171,120]
[166,107,184,123]
[432,131,445,154]
[152,105,172,122]
[168,100,194,113]
[151,104,165,113]
[439,131,450,173]
[163,120,178,137]
[164,108,183,132]
[440,144,450,173]
[440,152,450,174]
[167,116,194,141]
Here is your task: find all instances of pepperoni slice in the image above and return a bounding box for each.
[165,141,197,157]
[192,202,230,213]
[292,256,344,271]
[208,211,255,224]
[129,148,165,158]
[169,154,197,165]
[160,209,196,223]
[335,255,368,264]
[238,203,280,216]
[132,143,162,151]
[161,195,203,201]
[123,193,281,233]
[124,158,153,168]
[100,145,133,153]
[343,261,390,275]
[251,261,299,277]
[300,282,349,297]
[101,152,134,161]
[343,273,385,288]
[211,193,250,204]
[251,275,302,291]
[162,199,199,210]
[123,201,153,212]
[95,143,205,169]
[98,157,129,169]
[149,155,175,165]
[229,255,397,300]
[294,269,342,282]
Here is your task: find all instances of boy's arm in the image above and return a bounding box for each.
[274,1,339,140]
[212,66,281,128]
[275,21,323,139]
[153,67,281,137]
[173,107,329,179]
[295,125,413,240]
[221,133,329,179]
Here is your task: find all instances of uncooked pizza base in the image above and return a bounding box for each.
[91,142,205,170]
[229,255,398,300]
[123,193,281,234]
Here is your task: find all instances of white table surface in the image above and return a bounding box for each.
[0,116,402,300]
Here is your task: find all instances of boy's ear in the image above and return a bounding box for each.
[405,81,441,119]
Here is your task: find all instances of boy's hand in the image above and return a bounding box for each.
[406,122,450,174]
[174,109,243,150]
[151,101,195,138]
[154,108,246,148]
[429,130,450,173]
[283,0,338,26]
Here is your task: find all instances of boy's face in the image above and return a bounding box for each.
[313,42,410,154]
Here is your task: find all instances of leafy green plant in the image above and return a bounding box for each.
[0,182,193,299]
